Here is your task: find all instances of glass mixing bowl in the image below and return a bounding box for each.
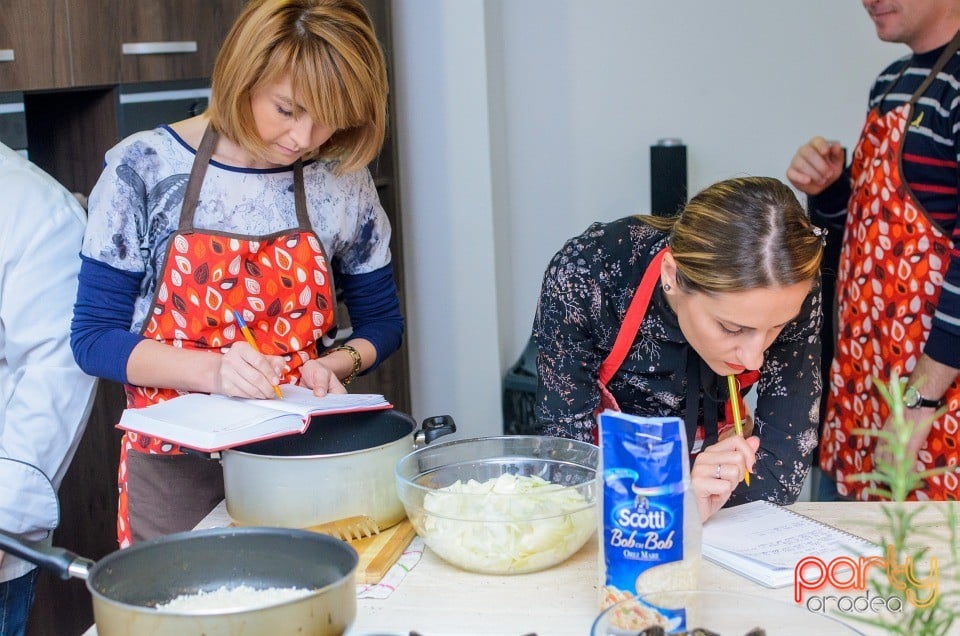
[592,590,866,635]
[395,435,598,574]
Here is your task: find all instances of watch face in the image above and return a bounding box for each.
[903,386,921,409]
[903,386,944,409]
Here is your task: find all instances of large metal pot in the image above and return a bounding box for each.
[0,527,357,636]
[220,410,455,530]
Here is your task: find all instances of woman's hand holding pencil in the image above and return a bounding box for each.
[216,309,286,399]
[690,433,759,522]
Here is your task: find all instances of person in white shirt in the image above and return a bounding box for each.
[0,141,97,635]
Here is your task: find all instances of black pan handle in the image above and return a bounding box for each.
[0,530,93,581]
[419,415,456,445]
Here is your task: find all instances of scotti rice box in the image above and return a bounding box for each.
[597,411,701,628]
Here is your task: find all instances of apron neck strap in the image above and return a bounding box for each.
[679,350,720,448]
[683,347,700,448]
[908,30,960,106]
[597,246,669,385]
[180,125,312,232]
[292,159,311,229]
[876,30,960,105]
[179,124,219,231]
[700,364,720,447]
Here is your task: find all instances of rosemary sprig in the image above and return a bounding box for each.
[842,371,957,636]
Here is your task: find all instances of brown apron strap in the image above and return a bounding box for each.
[182,126,315,235]
[179,124,219,231]
[875,30,960,105]
[293,159,312,230]
[909,30,960,106]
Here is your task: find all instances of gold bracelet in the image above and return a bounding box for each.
[328,344,362,385]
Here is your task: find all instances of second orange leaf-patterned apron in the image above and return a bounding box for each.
[820,35,960,500]
[117,126,338,547]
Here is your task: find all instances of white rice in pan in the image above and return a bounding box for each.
[155,585,313,613]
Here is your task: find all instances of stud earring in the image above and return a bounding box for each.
[663,283,671,292]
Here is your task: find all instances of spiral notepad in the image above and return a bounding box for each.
[702,500,882,588]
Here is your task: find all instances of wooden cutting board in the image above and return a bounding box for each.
[229,514,417,585]
[345,518,417,584]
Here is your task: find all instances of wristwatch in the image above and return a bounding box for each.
[903,386,945,410]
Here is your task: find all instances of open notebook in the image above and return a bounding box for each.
[702,500,883,588]
[118,384,391,452]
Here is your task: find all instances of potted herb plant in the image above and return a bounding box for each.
[846,372,958,636]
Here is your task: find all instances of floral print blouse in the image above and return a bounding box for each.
[533,216,823,505]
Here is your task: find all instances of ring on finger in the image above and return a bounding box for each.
[715,463,722,479]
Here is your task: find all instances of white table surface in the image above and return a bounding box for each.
[348,502,953,636]
[83,501,954,636]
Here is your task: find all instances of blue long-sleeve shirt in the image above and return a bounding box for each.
[71,255,403,384]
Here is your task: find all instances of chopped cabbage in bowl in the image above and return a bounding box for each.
[416,474,596,574]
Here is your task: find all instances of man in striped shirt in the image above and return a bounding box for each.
[786,0,960,501]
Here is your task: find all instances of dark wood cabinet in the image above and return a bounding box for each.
[17,2,407,634]
[14,0,247,196]
[118,0,247,83]
[0,0,244,91]
[24,87,120,196]
[66,0,122,87]
[0,0,121,91]
[0,0,72,91]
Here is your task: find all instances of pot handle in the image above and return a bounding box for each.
[180,447,220,461]
[416,415,456,445]
[0,530,93,581]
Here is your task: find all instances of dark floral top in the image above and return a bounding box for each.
[533,216,823,505]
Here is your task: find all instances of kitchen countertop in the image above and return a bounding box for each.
[350,502,953,636]
[83,501,955,635]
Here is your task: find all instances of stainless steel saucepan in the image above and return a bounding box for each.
[220,410,455,530]
[0,527,357,635]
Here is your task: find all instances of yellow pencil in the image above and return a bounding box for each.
[231,310,284,399]
[727,374,750,485]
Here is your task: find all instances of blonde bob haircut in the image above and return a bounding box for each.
[640,176,824,294]
[206,0,387,173]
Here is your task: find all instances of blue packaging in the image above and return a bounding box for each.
[598,410,701,630]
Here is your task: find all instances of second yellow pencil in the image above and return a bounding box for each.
[727,374,749,486]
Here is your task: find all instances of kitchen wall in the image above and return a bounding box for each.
[391,0,894,438]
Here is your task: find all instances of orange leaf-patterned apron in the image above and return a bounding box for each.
[117,126,338,546]
[820,35,960,500]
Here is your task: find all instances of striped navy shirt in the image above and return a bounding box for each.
[809,41,960,369]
